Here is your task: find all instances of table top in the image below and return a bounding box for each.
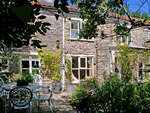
[2,82,50,91]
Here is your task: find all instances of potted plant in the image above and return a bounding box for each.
[12,72,34,86]
[66,59,74,92]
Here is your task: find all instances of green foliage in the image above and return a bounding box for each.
[12,72,33,86]
[70,75,150,113]
[65,59,72,85]
[116,44,150,82]
[38,48,61,81]
[0,74,7,83]
[116,44,132,82]
[32,69,39,75]
[0,0,50,49]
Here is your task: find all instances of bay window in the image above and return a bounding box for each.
[72,56,93,81]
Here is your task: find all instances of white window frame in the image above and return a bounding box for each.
[70,18,93,41]
[116,32,131,45]
[71,56,94,81]
[21,55,40,75]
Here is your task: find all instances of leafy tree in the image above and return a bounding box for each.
[0,0,50,50]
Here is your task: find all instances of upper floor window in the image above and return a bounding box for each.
[71,20,93,40]
[71,21,79,39]
[116,33,131,45]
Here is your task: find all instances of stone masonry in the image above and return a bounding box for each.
[5,2,150,83]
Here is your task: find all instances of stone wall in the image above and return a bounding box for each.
[8,9,149,83]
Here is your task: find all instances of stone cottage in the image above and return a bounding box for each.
[0,1,150,84]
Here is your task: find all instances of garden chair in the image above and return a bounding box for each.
[32,74,42,85]
[34,81,58,113]
[0,77,5,92]
[9,86,33,113]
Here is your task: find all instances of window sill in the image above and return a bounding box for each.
[67,38,94,42]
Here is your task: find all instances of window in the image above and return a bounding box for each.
[72,56,93,81]
[70,20,91,40]
[116,33,131,45]
[71,21,79,39]
[138,63,144,81]
[21,56,40,75]
[127,33,131,45]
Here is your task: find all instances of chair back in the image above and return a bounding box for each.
[32,74,42,85]
[49,81,58,99]
[0,77,4,87]
[9,87,33,107]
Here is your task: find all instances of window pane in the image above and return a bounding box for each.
[87,69,92,76]
[32,61,39,68]
[87,57,92,68]
[80,69,85,79]
[32,69,39,74]
[72,57,78,68]
[122,37,126,43]
[72,70,78,79]
[81,58,85,68]
[22,70,29,75]
[22,61,29,68]
[71,30,78,39]
[116,35,120,43]
[71,21,78,29]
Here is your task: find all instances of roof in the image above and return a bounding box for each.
[37,1,150,24]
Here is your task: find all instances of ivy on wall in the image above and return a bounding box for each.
[38,48,72,82]
[38,48,62,81]
[116,44,150,83]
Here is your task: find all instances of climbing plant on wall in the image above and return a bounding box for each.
[116,44,150,83]
[38,48,62,81]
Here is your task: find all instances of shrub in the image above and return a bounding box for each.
[70,75,150,113]
[12,72,33,86]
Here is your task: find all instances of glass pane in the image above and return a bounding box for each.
[32,69,39,74]
[72,57,78,68]
[139,63,143,68]
[87,69,92,76]
[32,61,39,68]
[87,57,92,68]
[81,58,85,68]
[80,69,85,79]
[71,30,78,39]
[139,70,143,80]
[72,70,78,79]
[22,61,29,68]
[22,70,29,75]
[71,21,78,29]
[122,37,126,43]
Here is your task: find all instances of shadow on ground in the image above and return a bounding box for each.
[0,92,76,113]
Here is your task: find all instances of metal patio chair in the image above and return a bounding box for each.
[0,77,5,91]
[9,86,33,113]
[34,81,58,113]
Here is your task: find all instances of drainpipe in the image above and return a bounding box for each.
[62,13,65,92]
[109,50,112,75]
